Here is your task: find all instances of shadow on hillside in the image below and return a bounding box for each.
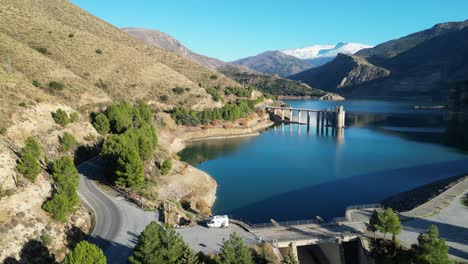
[3,240,56,264]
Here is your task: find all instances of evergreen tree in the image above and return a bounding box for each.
[16,136,41,182]
[161,159,173,175]
[411,225,453,264]
[115,146,144,188]
[128,221,187,264]
[105,103,132,133]
[64,241,106,264]
[378,208,401,241]
[182,247,200,264]
[43,156,79,221]
[16,152,41,182]
[93,113,110,135]
[59,132,78,152]
[217,232,254,264]
[367,209,381,241]
[52,108,70,127]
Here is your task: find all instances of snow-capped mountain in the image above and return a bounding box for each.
[282,42,373,66]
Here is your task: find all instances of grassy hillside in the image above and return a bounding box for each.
[0,0,240,128]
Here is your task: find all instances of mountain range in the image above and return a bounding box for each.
[290,20,468,99]
[230,42,372,77]
[282,42,373,66]
[123,28,329,97]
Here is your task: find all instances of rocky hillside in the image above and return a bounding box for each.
[0,0,245,261]
[122,27,227,69]
[231,51,313,77]
[123,28,328,97]
[290,20,468,100]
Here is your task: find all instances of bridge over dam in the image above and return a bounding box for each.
[266,105,346,137]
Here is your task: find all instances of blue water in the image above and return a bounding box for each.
[179,100,468,223]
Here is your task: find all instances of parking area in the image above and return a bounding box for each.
[177,224,258,255]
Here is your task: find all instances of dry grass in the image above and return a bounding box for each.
[0,0,240,128]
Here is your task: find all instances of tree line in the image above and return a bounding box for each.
[171,97,264,126]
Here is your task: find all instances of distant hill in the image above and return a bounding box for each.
[231,51,313,77]
[289,21,468,100]
[282,42,372,66]
[124,28,328,97]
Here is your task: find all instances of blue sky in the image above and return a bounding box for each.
[71,0,467,61]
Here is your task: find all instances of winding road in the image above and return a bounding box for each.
[77,158,159,264]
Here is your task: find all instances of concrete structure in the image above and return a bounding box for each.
[266,105,346,136]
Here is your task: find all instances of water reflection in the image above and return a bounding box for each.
[179,100,468,222]
[178,137,253,166]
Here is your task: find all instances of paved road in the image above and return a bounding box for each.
[398,192,468,262]
[77,158,159,264]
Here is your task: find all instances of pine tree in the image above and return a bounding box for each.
[59,132,78,152]
[411,225,453,264]
[64,241,106,264]
[128,222,186,264]
[182,247,200,264]
[367,209,381,241]
[52,108,70,127]
[217,232,254,264]
[93,113,110,135]
[16,136,41,182]
[115,147,144,188]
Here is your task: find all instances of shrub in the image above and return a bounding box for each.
[64,241,106,264]
[49,81,64,91]
[0,127,5,135]
[95,49,102,54]
[463,194,468,207]
[69,112,79,123]
[18,102,27,107]
[33,46,48,55]
[195,199,210,217]
[68,33,74,38]
[159,95,169,102]
[172,87,185,95]
[52,108,70,127]
[32,80,41,87]
[160,159,172,175]
[40,234,52,246]
[209,74,218,80]
[59,132,78,152]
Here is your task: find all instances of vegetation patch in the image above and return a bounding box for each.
[160,159,172,176]
[43,156,80,221]
[16,137,41,182]
[206,87,223,102]
[171,96,264,126]
[52,108,70,127]
[172,87,185,95]
[49,81,64,91]
[59,132,78,152]
[96,101,158,190]
[64,241,106,264]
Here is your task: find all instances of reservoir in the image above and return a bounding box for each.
[179,100,468,223]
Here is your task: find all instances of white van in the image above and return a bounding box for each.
[207,215,229,228]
